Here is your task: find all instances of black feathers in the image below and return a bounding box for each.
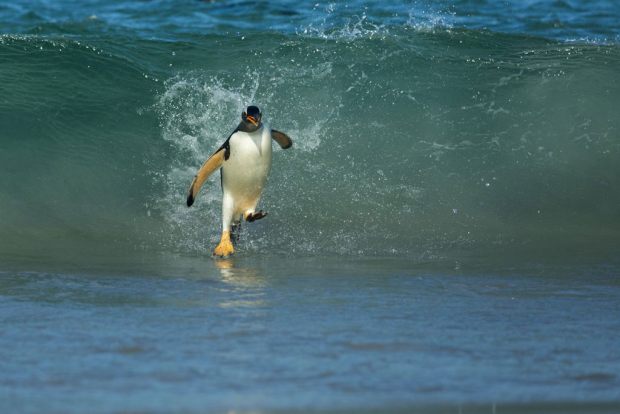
[217,136,232,160]
[271,129,293,149]
[246,106,260,117]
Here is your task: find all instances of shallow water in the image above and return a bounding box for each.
[1,256,620,413]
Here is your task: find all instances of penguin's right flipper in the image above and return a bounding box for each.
[186,148,226,207]
[271,129,293,149]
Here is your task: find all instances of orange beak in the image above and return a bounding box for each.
[246,115,258,126]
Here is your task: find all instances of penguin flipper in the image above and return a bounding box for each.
[271,129,293,149]
[186,148,226,207]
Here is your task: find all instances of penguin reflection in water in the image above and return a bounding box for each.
[186,106,293,257]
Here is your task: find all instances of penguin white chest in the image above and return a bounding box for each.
[222,126,272,198]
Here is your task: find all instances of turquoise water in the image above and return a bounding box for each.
[1,1,620,412]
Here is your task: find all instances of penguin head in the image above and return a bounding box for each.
[242,105,262,131]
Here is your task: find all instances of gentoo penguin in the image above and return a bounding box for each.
[186,105,293,257]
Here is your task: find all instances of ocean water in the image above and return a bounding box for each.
[1,0,620,413]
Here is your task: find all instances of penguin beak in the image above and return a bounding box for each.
[246,115,259,126]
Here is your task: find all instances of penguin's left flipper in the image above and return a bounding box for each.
[186,148,226,207]
[271,129,293,149]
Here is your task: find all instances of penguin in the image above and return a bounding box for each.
[186,105,293,257]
